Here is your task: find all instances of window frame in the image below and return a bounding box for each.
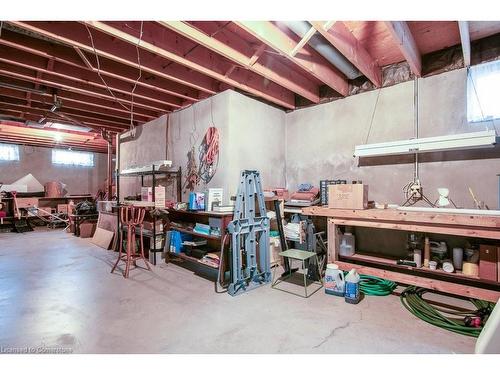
[0,143,20,162]
[51,148,95,167]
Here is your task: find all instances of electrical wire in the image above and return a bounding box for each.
[363,88,382,145]
[84,24,130,112]
[400,286,495,337]
[129,21,144,131]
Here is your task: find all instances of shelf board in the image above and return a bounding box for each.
[170,226,221,240]
[168,252,219,269]
[168,208,233,217]
[339,252,500,285]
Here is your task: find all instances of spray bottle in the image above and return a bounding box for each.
[345,269,361,304]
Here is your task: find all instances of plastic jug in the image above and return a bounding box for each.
[345,269,361,304]
[324,264,345,296]
[339,233,355,256]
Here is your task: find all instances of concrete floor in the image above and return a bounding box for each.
[0,229,476,354]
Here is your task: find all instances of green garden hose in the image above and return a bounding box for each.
[359,274,397,296]
[400,286,495,337]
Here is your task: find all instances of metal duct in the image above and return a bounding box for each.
[284,21,361,79]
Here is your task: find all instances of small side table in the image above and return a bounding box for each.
[271,249,323,298]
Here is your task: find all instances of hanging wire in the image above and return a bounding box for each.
[129,21,144,131]
[84,24,130,112]
[467,67,491,131]
[363,88,382,144]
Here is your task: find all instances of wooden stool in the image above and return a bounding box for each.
[111,206,151,278]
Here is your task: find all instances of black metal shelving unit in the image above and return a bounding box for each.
[116,165,182,265]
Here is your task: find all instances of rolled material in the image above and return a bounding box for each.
[424,237,430,268]
[44,181,65,198]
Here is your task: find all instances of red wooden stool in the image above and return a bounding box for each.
[111,205,151,278]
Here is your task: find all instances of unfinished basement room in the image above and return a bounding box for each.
[1,1,500,370]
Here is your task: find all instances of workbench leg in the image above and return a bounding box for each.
[327,218,339,263]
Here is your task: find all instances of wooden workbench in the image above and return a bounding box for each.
[302,206,500,302]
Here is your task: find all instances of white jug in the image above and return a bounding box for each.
[325,263,345,297]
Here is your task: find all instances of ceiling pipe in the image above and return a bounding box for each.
[284,21,361,79]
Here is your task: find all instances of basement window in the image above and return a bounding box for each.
[467,59,500,123]
[52,149,94,167]
[0,143,20,161]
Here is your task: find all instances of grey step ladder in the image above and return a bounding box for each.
[227,170,271,296]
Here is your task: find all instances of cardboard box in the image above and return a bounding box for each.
[57,204,69,214]
[15,197,39,209]
[328,184,368,209]
[80,222,97,238]
[37,206,53,216]
[141,186,166,208]
[498,247,500,283]
[479,245,498,281]
[143,220,163,232]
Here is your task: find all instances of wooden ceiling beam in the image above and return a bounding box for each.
[0,78,158,120]
[384,21,422,77]
[84,21,295,109]
[0,87,150,124]
[458,21,471,67]
[0,29,201,102]
[7,21,219,96]
[234,21,349,96]
[0,94,135,128]
[0,64,169,114]
[0,45,182,109]
[159,21,320,103]
[310,21,382,87]
[0,106,127,133]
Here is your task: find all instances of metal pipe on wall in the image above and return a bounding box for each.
[284,21,361,79]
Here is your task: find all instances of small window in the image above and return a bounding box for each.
[52,149,94,167]
[0,143,20,161]
[467,60,500,123]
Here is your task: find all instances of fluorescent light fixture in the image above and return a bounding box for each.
[54,133,63,142]
[47,122,92,133]
[354,130,497,157]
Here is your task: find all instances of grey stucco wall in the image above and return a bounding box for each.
[119,68,500,209]
[119,90,286,203]
[286,68,500,209]
[0,144,107,195]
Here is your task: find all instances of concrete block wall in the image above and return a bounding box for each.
[120,68,500,209]
[0,144,107,195]
[286,68,500,209]
[119,90,286,203]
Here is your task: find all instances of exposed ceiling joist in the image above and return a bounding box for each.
[0,30,201,102]
[0,45,182,109]
[310,21,382,87]
[0,66,168,114]
[234,21,349,96]
[6,21,218,96]
[384,21,422,77]
[158,21,320,103]
[290,26,317,57]
[458,21,471,67]
[0,102,129,132]
[83,21,296,109]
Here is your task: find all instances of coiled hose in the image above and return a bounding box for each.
[359,275,397,296]
[400,286,495,337]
